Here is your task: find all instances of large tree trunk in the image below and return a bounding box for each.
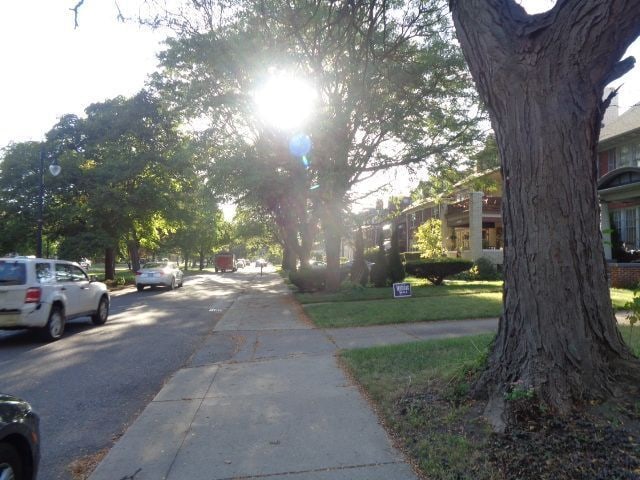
[450,0,640,429]
[127,236,141,272]
[321,201,344,292]
[104,247,116,281]
[282,243,297,271]
[199,249,205,270]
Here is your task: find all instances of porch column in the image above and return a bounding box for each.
[469,191,483,261]
[600,200,612,260]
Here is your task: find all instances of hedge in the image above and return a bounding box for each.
[289,268,326,292]
[405,258,474,285]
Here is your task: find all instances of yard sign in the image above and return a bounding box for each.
[393,282,412,298]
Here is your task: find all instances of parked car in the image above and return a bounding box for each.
[135,261,184,291]
[79,257,92,270]
[236,259,246,268]
[0,257,110,341]
[0,394,40,480]
[308,260,326,268]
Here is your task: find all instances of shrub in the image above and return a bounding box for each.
[414,218,444,258]
[405,258,474,285]
[340,279,366,293]
[472,257,500,280]
[388,226,406,283]
[370,243,388,287]
[289,268,326,292]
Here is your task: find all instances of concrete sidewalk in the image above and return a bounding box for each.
[89,273,498,480]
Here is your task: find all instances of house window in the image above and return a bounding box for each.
[617,141,640,168]
[625,209,637,248]
[607,149,616,171]
[611,207,639,250]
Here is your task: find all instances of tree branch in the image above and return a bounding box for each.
[604,56,636,86]
[70,0,85,29]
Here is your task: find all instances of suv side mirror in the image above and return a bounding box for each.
[89,274,98,282]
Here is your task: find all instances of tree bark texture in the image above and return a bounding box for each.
[450,0,640,424]
[282,243,296,271]
[104,247,116,281]
[199,249,205,270]
[321,201,344,292]
[127,237,141,272]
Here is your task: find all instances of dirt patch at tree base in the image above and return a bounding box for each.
[489,398,640,479]
[394,389,640,479]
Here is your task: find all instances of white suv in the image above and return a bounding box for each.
[0,257,110,341]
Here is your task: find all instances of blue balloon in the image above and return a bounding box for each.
[289,133,311,157]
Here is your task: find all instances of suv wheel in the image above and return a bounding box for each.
[41,306,65,341]
[168,277,175,290]
[0,442,23,480]
[91,296,109,325]
[136,285,144,292]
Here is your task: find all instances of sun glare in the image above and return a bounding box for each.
[254,72,316,131]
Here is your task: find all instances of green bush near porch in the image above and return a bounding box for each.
[405,258,474,285]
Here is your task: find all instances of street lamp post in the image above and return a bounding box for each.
[36,146,61,258]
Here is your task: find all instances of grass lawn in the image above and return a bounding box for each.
[305,292,503,328]
[296,278,503,304]
[611,287,635,309]
[299,278,636,328]
[341,326,640,480]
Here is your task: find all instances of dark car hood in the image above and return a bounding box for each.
[0,393,33,427]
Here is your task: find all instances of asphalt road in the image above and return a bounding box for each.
[0,267,259,480]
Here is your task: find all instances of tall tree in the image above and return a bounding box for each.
[149,0,483,291]
[449,0,640,429]
[0,143,34,254]
[0,142,49,255]
[46,91,193,278]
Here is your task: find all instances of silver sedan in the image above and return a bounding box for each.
[135,262,184,291]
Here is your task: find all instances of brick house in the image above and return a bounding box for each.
[391,96,640,285]
[393,168,503,265]
[597,99,640,286]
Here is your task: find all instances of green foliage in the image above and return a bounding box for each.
[150,0,483,287]
[388,225,406,283]
[624,292,640,320]
[504,381,535,402]
[469,257,500,281]
[364,246,378,263]
[45,92,193,267]
[414,218,444,258]
[405,258,474,285]
[339,279,366,294]
[350,227,369,287]
[0,142,42,255]
[623,290,640,341]
[470,135,500,174]
[289,267,326,293]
